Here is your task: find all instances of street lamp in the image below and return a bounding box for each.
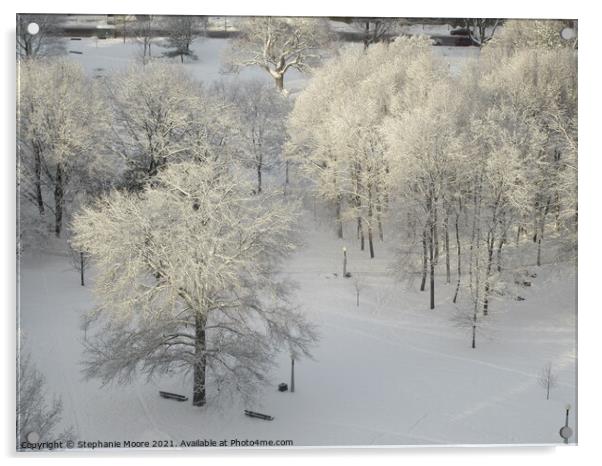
[559,403,573,444]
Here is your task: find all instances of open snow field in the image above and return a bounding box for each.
[62,36,479,93]
[19,217,576,447]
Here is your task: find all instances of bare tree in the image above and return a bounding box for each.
[538,362,558,400]
[162,16,207,63]
[72,161,316,406]
[132,15,156,65]
[351,17,399,49]
[353,274,363,307]
[105,64,238,190]
[17,14,65,59]
[215,80,291,193]
[453,18,502,46]
[224,17,332,92]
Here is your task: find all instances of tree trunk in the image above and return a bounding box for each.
[537,199,550,266]
[54,164,64,237]
[429,223,435,310]
[420,229,427,292]
[375,184,384,241]
[290,358,295,393]
[444,213,450,284]
[357,217,365,251]
[367,187,375,259]
[453,212,461,304]
[33,142,45,216]
[433,201,439,264]
[336,195,343,239]
[193,313,207,406]
[256,157,262,194]
[80,252,85,286]
[496,235,505,273]
[482,233,495,316]
[275,73,284,92]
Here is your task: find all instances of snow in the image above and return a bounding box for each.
[61,35,478,94]
[18,217,576,447]
[63,37,308,94]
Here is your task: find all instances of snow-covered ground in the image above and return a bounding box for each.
[61,36,480,93]
[18,216,576,447]
[63,37,309,94]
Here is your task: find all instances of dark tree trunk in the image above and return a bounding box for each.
[420,229,427,292]
[367,187,375,258]
[537,199,550,266]
[496,235,505,273]
[444,213,450,284]
[33,142,45,216]
[290,358,295,393]
[354,166,365,250]
[336,195,343,239]
[193,313,207,407]
[54,163,64,237]
[433,201,439,264]
[375,184,384,241]
[453,212,462,304]
[357,217,365,251]
[429,224,435,310]
[482,235,494,316]
[256,157,262,194]
[80,252,85,286]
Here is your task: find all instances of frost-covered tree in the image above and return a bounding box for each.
[162,16,207,63]
[18,59,106,237]
[288,38,433,249]
[106,64,237,190]
[485,19,574,55]
[384,74,464,309]
[71,161,316,406]
[17,353,69,449]
[224,17,331,92]
[479,48,577,266]
[215,80,291,193]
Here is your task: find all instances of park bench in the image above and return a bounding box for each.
[159,391,188,402]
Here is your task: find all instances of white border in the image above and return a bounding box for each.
[2,1,600,465]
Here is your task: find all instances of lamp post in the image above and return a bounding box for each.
[290,357,295,393]
[343,246,347,278]
[559,404,573,444]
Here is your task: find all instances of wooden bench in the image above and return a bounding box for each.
[159,391,188,402]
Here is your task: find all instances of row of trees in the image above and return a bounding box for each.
[287,21,577,345]
[18,60,290,242]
